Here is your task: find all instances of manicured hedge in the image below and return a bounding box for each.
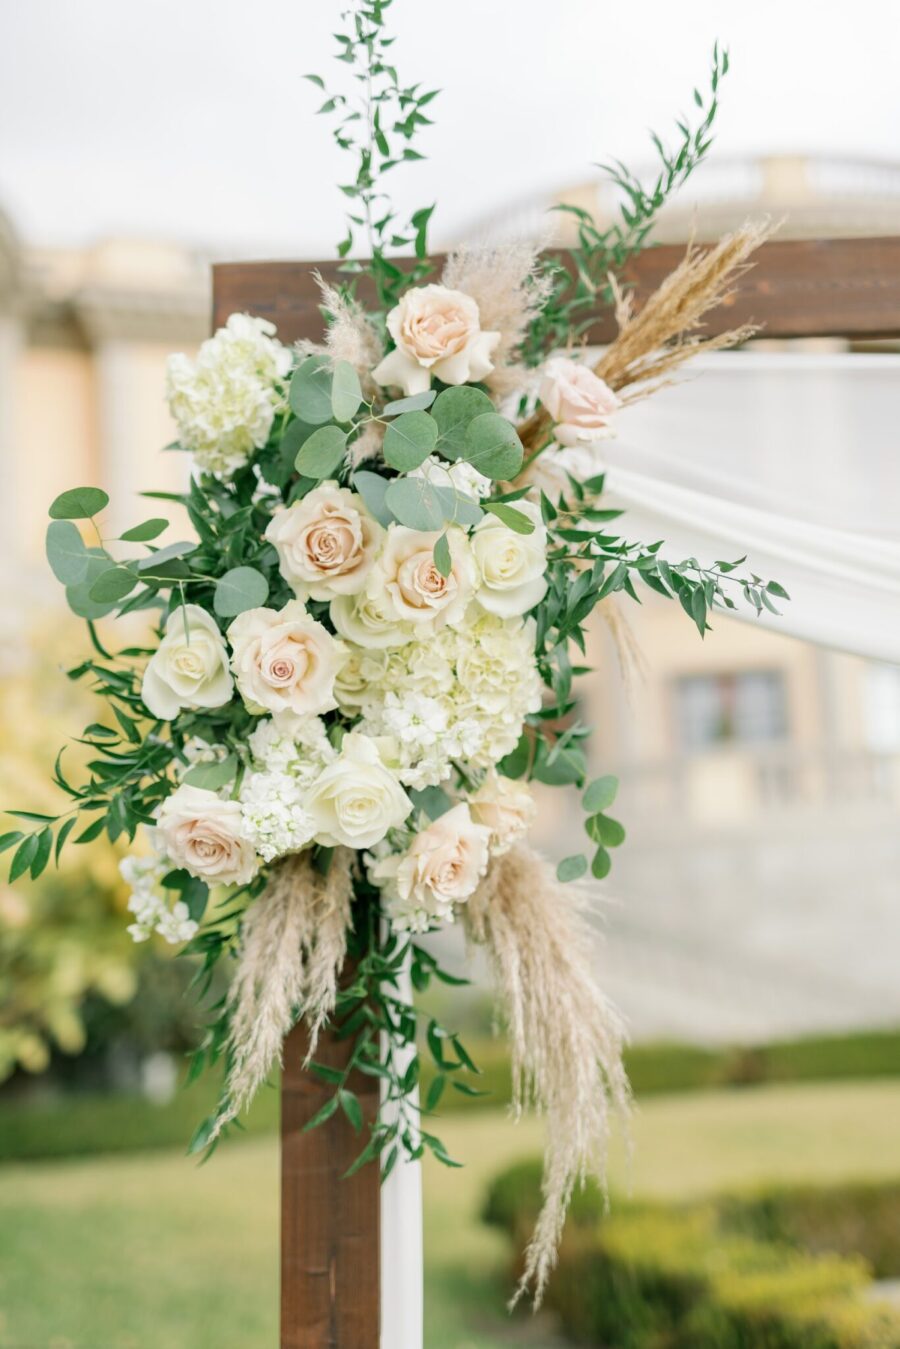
[2,1025,897,1164]
[485,1167,900,1349]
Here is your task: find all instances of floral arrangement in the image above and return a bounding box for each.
[4,1,787,1305]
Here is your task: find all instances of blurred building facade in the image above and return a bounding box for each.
[2,155,898,1045]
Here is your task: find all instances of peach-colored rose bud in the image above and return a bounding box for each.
[538,356,620,447]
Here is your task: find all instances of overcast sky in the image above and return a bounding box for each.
[1,0,898,259]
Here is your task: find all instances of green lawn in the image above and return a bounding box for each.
[1,1080,898,1349]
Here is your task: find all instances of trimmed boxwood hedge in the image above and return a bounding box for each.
[484,1166,900,1348]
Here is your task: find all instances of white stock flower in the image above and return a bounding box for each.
[371,803,491,933]
[410,454,491,501]
[472,500,548,618]
[228,599,346,726]
[166,313,291,476]
[372,285,500,396]
[538,356,620,447]
[141,605,233,721]
[120,848,199,946]
[265,481,384,601]
[304,732,412,849]
[369,525,476,629]
[156,785,258,886]
[469,771,537,855]
[247,715,334,782]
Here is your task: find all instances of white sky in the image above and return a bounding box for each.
[1,0,898,258]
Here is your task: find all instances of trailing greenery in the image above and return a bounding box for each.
[304,0,438,309]
[522,44,730,368]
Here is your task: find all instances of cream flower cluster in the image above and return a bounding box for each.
[166,314,291,476]
[342,610,543,789]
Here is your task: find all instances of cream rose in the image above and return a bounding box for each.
[304,733,412,849]
[141,605,233,721]
[538,357,620,447]
[469,772,537,855]
[369,525,476,628]
[330,591,414,650]
[227,599,345,725]
[265,481,383,601]
[390,804,491,926]
[372,285,501,396]
[472,500,548,618]
[156,785,258,886]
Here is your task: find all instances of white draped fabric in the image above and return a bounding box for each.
[600,353,900,663]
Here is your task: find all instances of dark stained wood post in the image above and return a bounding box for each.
[280,1020,380,1349]
[211,236,900,1349]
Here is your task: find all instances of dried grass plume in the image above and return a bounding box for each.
[518,218,775,455]
[443,239,554,398]
[210,848,354,1141]
[465,843,631,1306]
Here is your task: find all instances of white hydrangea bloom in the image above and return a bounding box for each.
[120,848,199,946]
[409,454,491,500]
[240,715,336,861]
[347,610,542,788]
[166,314,291,477]
[239,769,317,862]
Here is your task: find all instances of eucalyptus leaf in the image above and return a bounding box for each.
[295,425,347,479]
[383,390,436,416]
[432,386,494,459]
[585,813,626,847]
[463,413,523,480]
[383,410,438,471]
[583,775,619,813]
[120,518,168,543]
[331,360,363,423]
[88,566,138,604]
[213,566,269,618]
[557,853,588,883]
[46,520,90,584]
[384,475,446,531]
[49,486,109,520]
[289,356,334,425]
[352,469,395,528]
[183,755,239,790]
[591,846,612,880]
[65,552,120,619]
[137,541,196,572]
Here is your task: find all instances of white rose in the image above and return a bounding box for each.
[141,605,233,721]
[469,772,537,855]
[372,285,501,396]
[538,356,620,447]
[305,733,412,849]
[330,591,415,650]
[332,647,389,713]
[228,599,346,725]
[410,454,491,501]
[375,803,491,930]
[472,500,548,618]
[369,525,476,629]
[156,785,258,886]
[265,481,384,601]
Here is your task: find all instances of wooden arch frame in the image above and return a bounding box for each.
[211,234,900,1349]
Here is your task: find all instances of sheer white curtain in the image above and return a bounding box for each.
[601,353,900,662]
